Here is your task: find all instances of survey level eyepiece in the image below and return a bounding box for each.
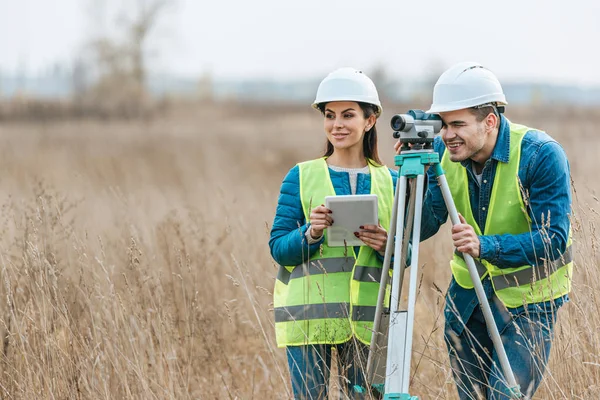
[391,110,443,144]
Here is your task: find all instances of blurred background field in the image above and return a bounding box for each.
[2,0,600,399]
[1,100,600,399]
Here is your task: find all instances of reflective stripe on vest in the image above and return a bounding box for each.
[273,157,393,347]
[274,303,377,323]
[276,257,355,284]
[276,257,383,285]
[441,122,573,308]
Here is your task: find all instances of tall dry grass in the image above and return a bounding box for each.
[0,101,599,399]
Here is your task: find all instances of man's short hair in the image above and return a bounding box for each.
[469,103,500,124]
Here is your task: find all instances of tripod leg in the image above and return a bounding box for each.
[366,176,407,383]
[366,171,401,381]
[392,178,417,317]
[385,174,425,394]
[435,167,521,397]
[401,179,417,282]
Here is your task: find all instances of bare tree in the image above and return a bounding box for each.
[80,0,173,118]
[125,0,169,92]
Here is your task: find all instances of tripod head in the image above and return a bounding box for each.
[391,110,443,151]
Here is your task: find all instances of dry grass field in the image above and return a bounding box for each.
[0,101,600,399]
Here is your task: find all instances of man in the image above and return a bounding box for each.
[401,62,573,399]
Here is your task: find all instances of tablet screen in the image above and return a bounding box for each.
[325,194,378,247]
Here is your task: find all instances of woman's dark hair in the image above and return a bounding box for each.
[316,102,382,166]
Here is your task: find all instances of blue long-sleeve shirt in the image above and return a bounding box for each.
[421,115,571,333]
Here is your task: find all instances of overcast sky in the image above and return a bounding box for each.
[1,0,599,86]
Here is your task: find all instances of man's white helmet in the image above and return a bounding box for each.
[426,62,507,114]
[312,68,382,117]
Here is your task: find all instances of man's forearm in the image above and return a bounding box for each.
[479,228,569,269]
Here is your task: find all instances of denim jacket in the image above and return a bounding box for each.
[420,115,571,334]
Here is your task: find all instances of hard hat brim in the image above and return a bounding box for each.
[312,100,382,117]
[426,98,508,114]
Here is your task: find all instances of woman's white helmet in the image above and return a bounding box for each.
[312,68,382,117]
[426,62,507,114]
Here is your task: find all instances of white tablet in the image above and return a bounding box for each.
[325,194,378,247]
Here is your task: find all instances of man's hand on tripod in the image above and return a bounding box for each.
[452,214,481,258]
[354,223,388,255]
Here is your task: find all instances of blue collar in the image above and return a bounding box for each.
[460,114,511,168]
[493,115,510,163]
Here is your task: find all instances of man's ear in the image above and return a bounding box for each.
[485,112,498,132]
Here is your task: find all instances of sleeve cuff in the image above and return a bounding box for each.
[479,235,500,264]
[304,224,324,245]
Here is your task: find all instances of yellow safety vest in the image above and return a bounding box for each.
[273,158,394,347]
[441,123,573,308]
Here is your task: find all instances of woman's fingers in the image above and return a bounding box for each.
[310,214,333,226]
[356,230,384,240]
[357,225,386,238]
[310,205,333,224]
[359,224,378,231]
[355,226,387,252]
[359,224,387,234]
[309,205,334,238]
[312,204,332,214]
[310,212,333,225]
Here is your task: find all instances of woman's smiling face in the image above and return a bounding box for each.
[323,101,372,152]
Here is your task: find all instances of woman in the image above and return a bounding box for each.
[269,68,397,399]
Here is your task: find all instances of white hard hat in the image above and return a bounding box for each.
[312,67,382,117]
[426,62,507,114]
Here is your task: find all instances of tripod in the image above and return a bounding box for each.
[363,144,522,399]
